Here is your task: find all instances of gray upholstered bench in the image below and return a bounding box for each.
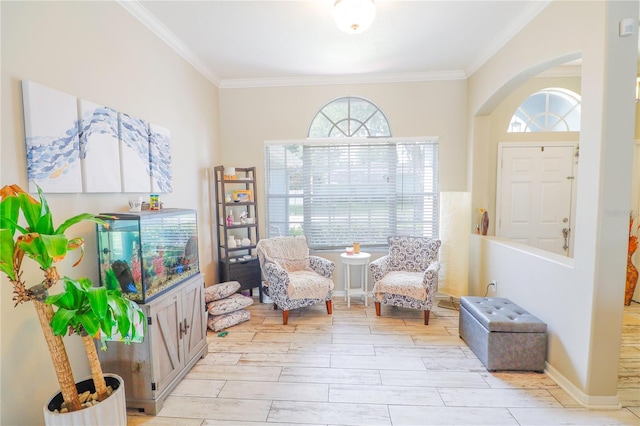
[459,296,547,372]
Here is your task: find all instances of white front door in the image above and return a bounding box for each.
[496,143,577,256]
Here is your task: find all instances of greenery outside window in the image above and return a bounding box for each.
[264,138,439,250]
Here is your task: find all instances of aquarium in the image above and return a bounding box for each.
[96,208,199,303]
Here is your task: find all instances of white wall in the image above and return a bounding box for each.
[219,81,469,289]
[468,0,638,407]
[1,2,220,424]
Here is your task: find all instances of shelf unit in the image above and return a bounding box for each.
[213,165,262,295]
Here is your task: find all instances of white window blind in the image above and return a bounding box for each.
[264,138,439,250]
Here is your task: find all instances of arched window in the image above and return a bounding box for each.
[265,97,439,249]
[308,96,391,138]
[508,88,581,132]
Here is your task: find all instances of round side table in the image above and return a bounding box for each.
[340,252,371,308]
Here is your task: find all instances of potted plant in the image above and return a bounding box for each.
[0,184,144,424]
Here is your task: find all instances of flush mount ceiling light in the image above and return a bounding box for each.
[333,0,376,34]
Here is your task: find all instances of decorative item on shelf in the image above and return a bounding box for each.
[240,211,248,224]
[479,208,489,236]
[233,189,252,202]
[225,193,232,203]
[228,236,237,249]
[227,213,233,227]
[246,217,255,224]
[625,213,639,305]
[223,167,236,180]
[128,196,142,212]
[242,237,251,247]
[150,193,160,210]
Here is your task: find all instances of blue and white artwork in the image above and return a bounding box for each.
[79,100,122,192]
[119,113,151,193]
[22,80,82,193]
[149,123,172,193]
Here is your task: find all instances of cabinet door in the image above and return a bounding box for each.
[182,274,207,361]
[148,292,183,395]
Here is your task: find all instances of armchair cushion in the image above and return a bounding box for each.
[288,270,335,300]
[371,271,426,301]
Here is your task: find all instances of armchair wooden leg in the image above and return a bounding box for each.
[375,301,381,317]
[326,300,333,315]
[282,310,289,325]
[424,310,430,325]
[273,303,278,310]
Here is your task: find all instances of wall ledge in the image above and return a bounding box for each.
[470,234,574,269]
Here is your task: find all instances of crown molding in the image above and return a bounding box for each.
[117,0,221,86]
[466,0,552,77]
[218,70,467,89]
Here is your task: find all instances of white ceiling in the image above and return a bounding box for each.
[124,1,553,88]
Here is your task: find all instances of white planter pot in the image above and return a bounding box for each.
[43,373,126,426]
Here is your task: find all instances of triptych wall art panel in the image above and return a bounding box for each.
[21,80,173,194]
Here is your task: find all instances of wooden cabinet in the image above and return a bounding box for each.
[98,273,207,415]
[213,166,262,294]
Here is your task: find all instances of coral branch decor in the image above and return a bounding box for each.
[625,214,639,306]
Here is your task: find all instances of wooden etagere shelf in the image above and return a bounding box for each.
[213,165,262,295]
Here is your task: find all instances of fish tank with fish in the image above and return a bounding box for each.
[96,208,199,303]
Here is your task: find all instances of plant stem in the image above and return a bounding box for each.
[33,300,81,411]
[81,334,108,401]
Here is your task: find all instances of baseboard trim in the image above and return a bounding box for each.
[544,362,621,409]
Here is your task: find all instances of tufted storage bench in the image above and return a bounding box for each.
[459,296,547,372]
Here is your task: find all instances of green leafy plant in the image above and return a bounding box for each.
[0,184,144,412]
[46,272,144,401]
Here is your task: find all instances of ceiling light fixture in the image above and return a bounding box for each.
[333,0,376,35]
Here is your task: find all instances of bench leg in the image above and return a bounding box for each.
[326,300,333,314]
[282,310,289,325]
[424,310,430,325]
[375,301,381,317]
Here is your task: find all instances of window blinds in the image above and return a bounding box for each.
[265,138,438,250]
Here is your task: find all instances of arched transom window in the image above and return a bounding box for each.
[308,96,391,138]
[508,88,581,132]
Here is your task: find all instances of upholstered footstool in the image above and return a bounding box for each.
[459,296,547,372]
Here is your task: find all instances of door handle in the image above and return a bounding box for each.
[562,228,571,251]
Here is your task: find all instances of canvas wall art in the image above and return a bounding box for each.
[149,123,173,193]
[79,100,122,192]
[21,80,172,194]
[22,80,83,193]
[120,113,151,193]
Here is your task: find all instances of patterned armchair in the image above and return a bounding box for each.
[369,236,441,325]
[256,236,335,325]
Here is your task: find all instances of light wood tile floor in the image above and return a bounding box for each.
[128,297,640,426]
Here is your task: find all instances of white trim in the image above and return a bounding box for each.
[219,71,467,89]
[264,136,439,146]
[466,1,552,77]
[117,0,221,86]
[544,362,621,409]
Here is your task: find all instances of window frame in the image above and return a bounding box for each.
[508,87,581,133]
[264,137,439,251]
